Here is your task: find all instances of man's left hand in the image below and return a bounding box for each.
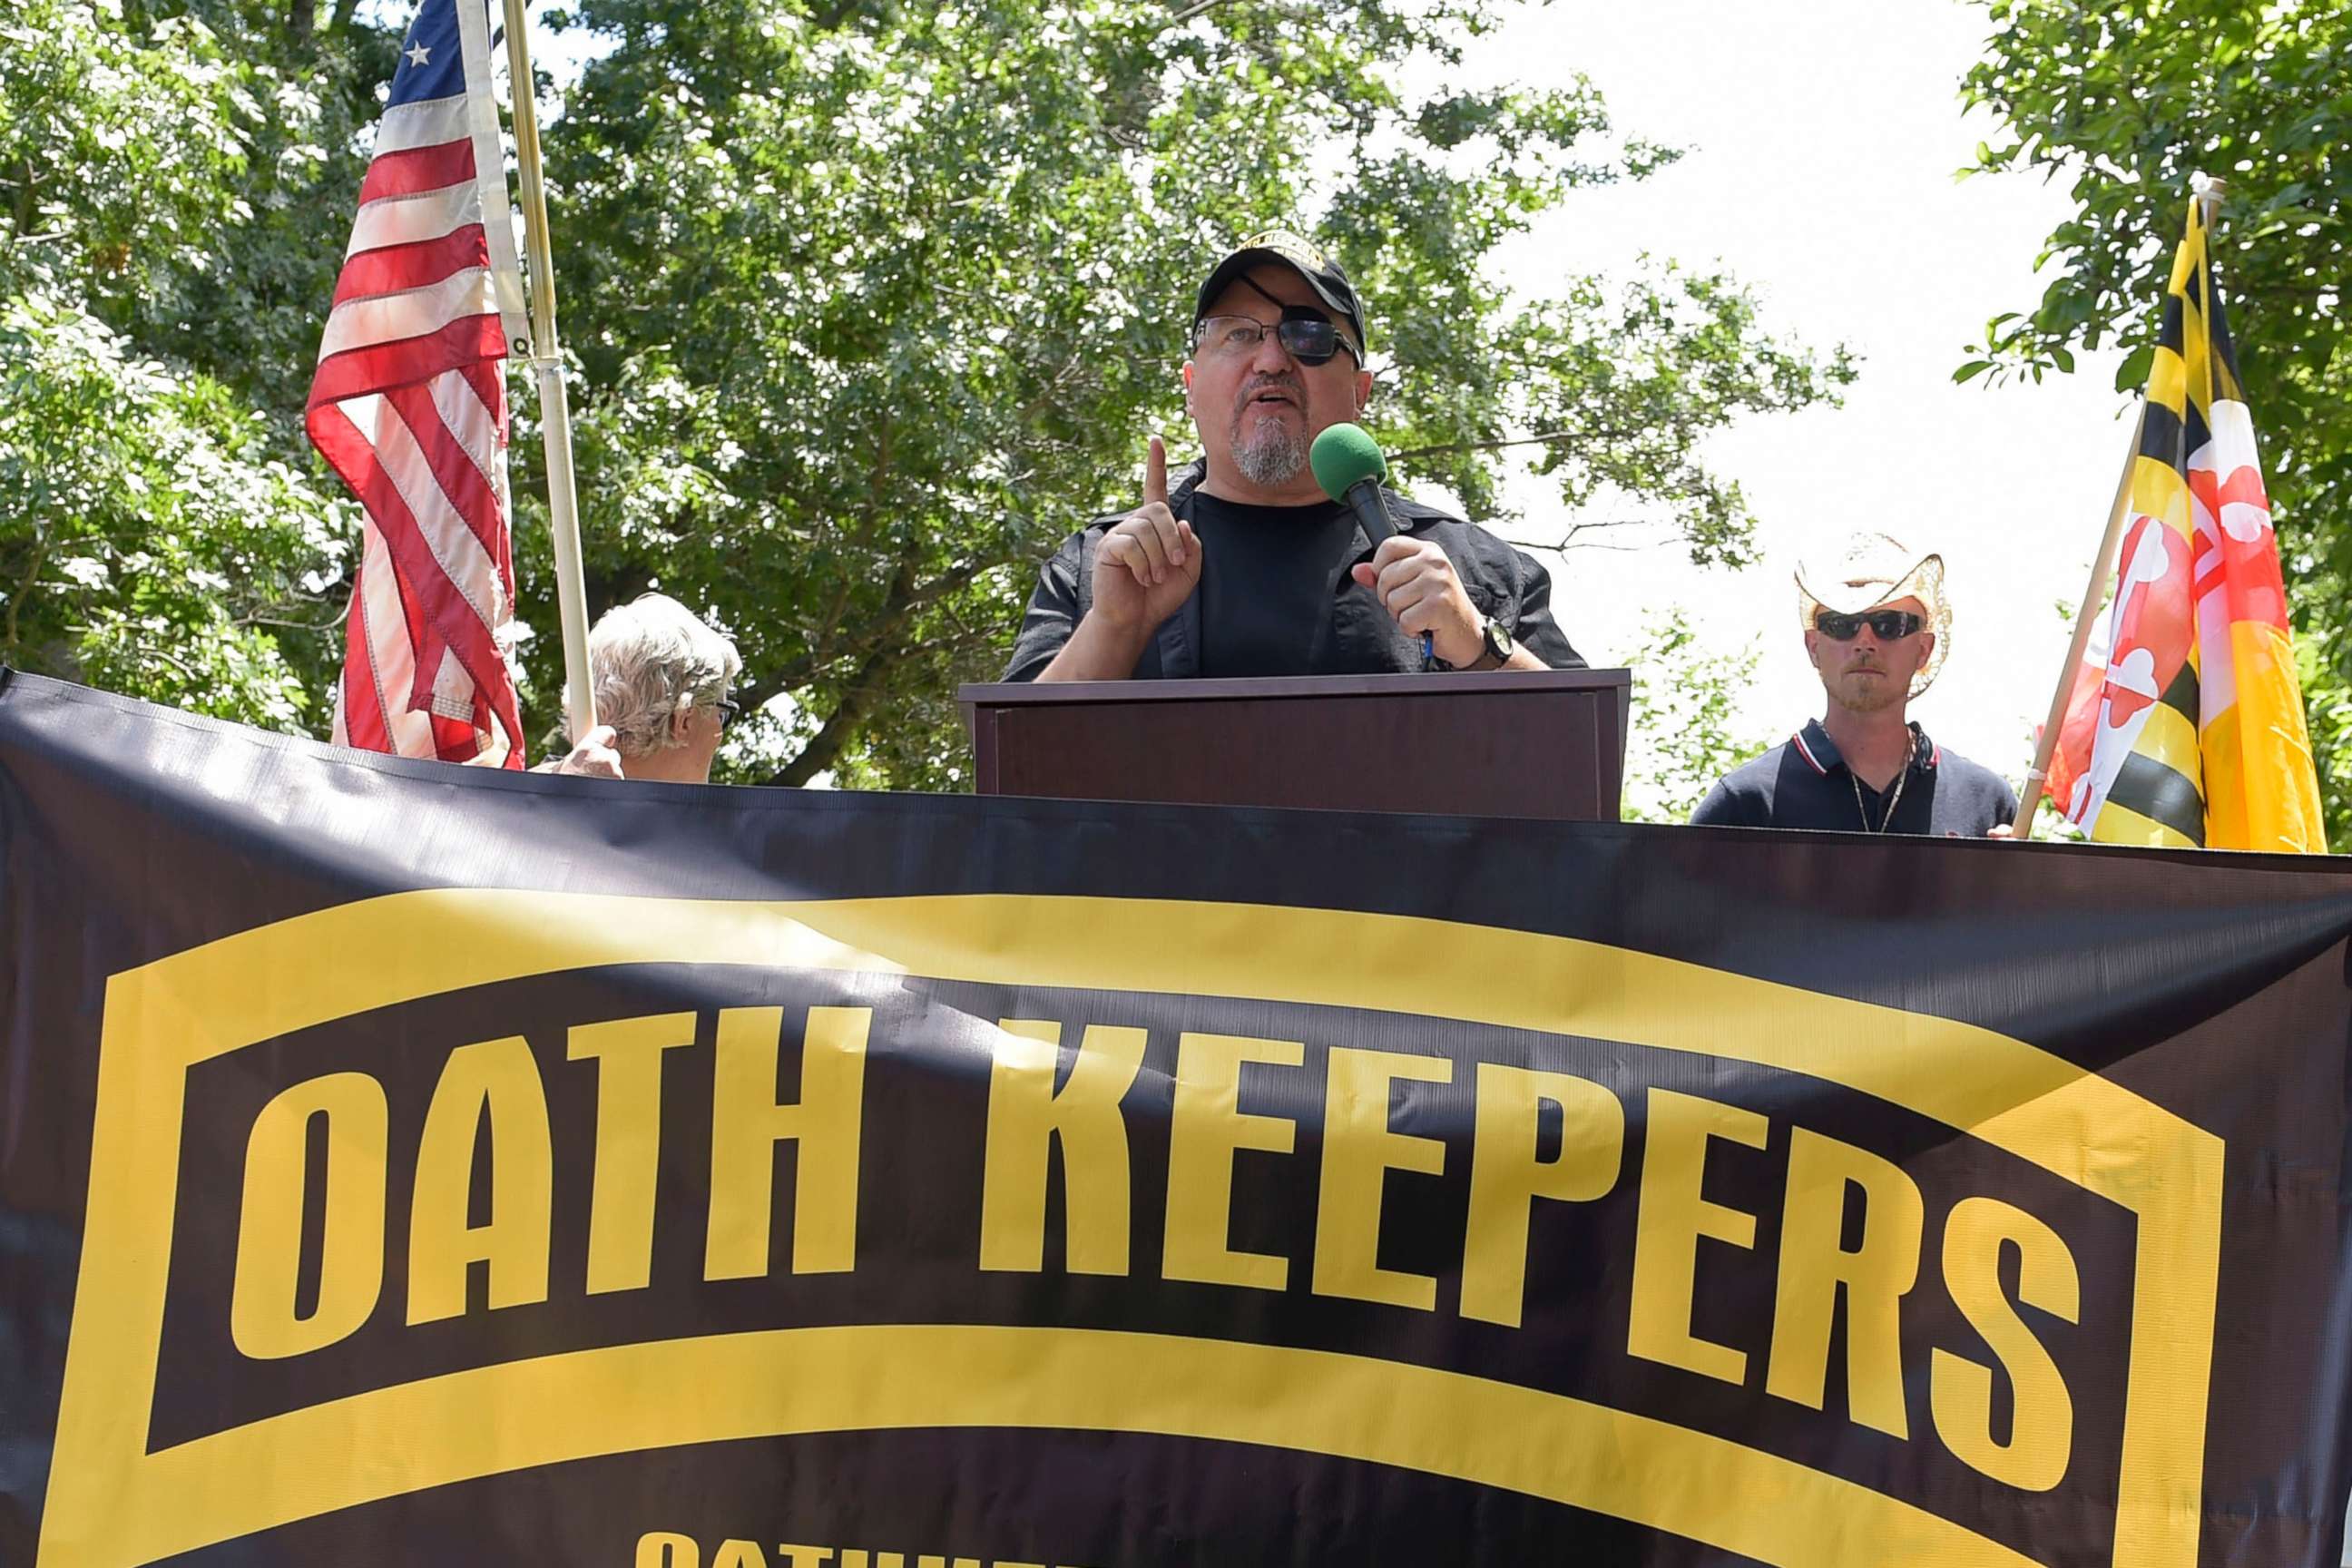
[1351,537,1482,668]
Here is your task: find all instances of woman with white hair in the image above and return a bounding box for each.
[542,593,743,783]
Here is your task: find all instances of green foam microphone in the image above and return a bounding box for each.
[1309,422,1395,544]
[1310,422,1434,669]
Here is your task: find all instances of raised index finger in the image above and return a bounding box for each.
[1143,435,1168,508]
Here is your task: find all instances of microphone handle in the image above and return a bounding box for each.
[1342,476,1396,544]
[1342,478,1436,669]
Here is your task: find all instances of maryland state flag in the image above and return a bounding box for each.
[2044,195,2327,850]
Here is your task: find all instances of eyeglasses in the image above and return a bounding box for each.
[1191,313,1359,368]
[712,698,740,728]
[1814,609,1925,642]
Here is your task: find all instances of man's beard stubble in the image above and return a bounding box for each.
[1229,379,1310,487]
[1830,667,1906,715]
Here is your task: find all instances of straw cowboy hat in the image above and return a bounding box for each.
[1794,531,1950,699]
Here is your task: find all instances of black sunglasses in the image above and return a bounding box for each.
[1191,312,1359,368]
[713,698,741,728]
[1814,609,1925,642]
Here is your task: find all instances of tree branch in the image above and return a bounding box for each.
[762,545,923,786]
[1164,0,1244,28]
[4,535,47,659]
[1388,427,1639,463]
[739,549,1014,709]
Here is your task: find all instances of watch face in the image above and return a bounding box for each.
[1485,619,1514,660]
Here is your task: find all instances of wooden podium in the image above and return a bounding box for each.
[958,669,1631,821]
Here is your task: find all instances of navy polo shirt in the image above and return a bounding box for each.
[1690,720,2019,837]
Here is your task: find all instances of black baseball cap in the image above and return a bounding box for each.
[1193,230,1368,355]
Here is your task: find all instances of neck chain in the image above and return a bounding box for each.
[1851,761,1910,833]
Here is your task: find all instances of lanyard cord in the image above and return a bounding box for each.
[1851,763,1911,834]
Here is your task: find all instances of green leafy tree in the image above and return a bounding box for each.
[1960,0,2352,844]
[537,0,1854,786]
[5,0,1851,782]
[0,0,364,720]
[1620,605,1769,823]
[0,0,253,312]
[0,293,354,721]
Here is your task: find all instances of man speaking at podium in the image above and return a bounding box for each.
[1004,231,1582,681]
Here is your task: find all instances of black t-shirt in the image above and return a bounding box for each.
[1188,493,1367,678]
[1001,457,1584,682]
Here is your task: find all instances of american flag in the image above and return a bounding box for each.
[309,0,531,766]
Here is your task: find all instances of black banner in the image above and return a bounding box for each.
[5,669,2352,1568]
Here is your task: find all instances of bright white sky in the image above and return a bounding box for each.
[1466,0,2131,789]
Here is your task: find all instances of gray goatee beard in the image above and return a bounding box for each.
[1230,416,1308,487]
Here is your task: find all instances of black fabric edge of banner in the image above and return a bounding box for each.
[3,666,2347,880]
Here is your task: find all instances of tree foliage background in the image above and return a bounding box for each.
[2,0,1852,786]
[1618,605,1767,823]
[1963,0,2352,845]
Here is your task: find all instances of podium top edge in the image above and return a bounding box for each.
[958,668,1632,707]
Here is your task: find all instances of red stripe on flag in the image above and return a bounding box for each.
[357,139,475,206]
[332,223,489,308]
[431,710,483,761]
[338,587,394,753]
[309,398,524,763]
[456,359,517,593]
[387,382,505,561]
[309,313,507,407]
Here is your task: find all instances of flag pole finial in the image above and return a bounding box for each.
[2191,173,2227,227]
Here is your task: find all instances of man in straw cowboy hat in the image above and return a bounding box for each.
[1690,531,2017,836]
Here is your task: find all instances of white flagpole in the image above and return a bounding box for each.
[2016,399,2146,839]
[498,0,598,744]
[2015,174,2228,840]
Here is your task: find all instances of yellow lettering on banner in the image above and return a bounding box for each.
[230,1072,388,1359]
[980,1020,1145,1275]
[1163,1032,1302,1291]
[1765,1129,1925,1438]
[1627,1088,1767,1385]
[638,1534,700,1568]
[711,1543,770,1568]
[1461,1064,1624,1328]
[1932,1195,2080,1491]
[1311,1047,1452,1310]
[44,890,2226,1568]
[569,1011,697,1296]
[774,1547,834,1567]
[705,1005,872,1280]
[407,1036,553,1325]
